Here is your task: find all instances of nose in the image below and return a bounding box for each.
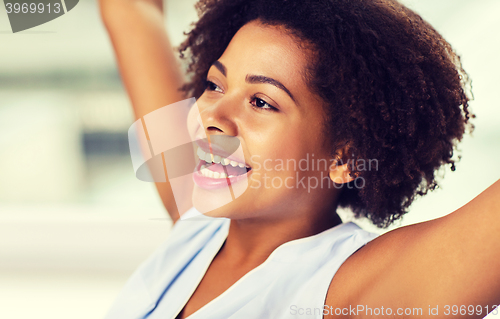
[199,95,239,137]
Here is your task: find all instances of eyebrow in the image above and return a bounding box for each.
[210,61,296,102]
[245,75,295,102]
[212,61,227,77]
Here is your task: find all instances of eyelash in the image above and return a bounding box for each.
[249,94,278,111]
[205,80,223,93]
[204,80,278,112]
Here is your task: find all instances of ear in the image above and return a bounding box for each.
[328,145,357,184]
[329,161,357,184]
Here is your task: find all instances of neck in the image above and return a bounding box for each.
[217,206,342,269]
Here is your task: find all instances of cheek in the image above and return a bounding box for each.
[250,117,313,162]
[275,125,330,173]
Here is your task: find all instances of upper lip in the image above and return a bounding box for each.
[195,138,250,167]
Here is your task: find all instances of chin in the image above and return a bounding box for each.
[188,167,251,218]
[190,183,249,219]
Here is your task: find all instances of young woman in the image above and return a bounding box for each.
[100,0,500,318]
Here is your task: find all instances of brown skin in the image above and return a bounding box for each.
[100,1,500,318]
[181,24,347,319]
[326,182,500,319]
[189,22,345,224]
[99,0,191,221]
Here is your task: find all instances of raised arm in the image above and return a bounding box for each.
[100,0,193,223]
[328,179,500,318]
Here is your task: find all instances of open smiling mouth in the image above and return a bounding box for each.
[193,147,252,190]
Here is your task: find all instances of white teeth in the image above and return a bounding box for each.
[199,167,228,179]
[197,147,204,159]
[204,153,212,163]
[197,147,248,168]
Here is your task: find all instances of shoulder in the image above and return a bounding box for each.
[324,220,441,318]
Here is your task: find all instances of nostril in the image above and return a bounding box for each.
[207,126,224,133]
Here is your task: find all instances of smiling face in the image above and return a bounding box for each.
[188,20,342,221]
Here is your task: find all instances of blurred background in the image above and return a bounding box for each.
[0,0,498,318]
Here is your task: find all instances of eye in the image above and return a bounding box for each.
[205,80,223,93]
[250,95,278,111]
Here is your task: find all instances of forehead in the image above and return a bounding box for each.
[218,20,311,86]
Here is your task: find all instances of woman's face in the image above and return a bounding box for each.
[188,20,340,220]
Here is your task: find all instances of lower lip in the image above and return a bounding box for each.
[192,160,251,190]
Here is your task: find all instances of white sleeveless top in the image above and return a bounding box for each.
[104,208,378,319]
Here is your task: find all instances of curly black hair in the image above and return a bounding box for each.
[178,0,474,227]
